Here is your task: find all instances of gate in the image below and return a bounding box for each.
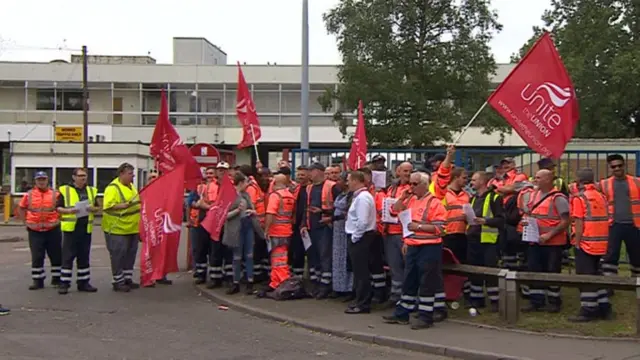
[290,148,640,181]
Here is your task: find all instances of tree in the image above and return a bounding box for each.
[512,0,640,138]
[319,0,505,147]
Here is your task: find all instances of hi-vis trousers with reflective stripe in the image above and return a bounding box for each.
[269,240,290,289]
[27,227,62,282]
[60,228,92,285]
[105,233,138,284]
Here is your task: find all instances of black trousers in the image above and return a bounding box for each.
[575,248,611,316]
[60,228,92,285]
[193,226,211,280]
[467,239,499,307]
[254,234,270,280]
[348,231,376,309]
[289,227,306,277]
[369,232,386,297]
[208,236,233,282]
[28,227,62,282]
[528,245,564,307]
[602,223,640,276]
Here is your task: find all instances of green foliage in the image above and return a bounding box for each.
[320,0,506,147]
[512,0,640,138]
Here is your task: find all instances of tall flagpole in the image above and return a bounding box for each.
[300,0,310,165]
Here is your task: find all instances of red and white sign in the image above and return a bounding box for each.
[189,143,221,166]
[487,32,579,158]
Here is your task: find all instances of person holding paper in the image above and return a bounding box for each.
[523,169,570,313]
[344,170,377,314]
[382,162,413,306]
[466,171,504,312]
[442,167,471,301]
[383,172,447,330]
[56,167,100,295]
[568,168,612,322]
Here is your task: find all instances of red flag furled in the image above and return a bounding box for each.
[201,173,237,241]
[487,32,579,158]
[235,62,262,149]
[149,89,203,190]
[139,164,185,287]
[348,100,368,170]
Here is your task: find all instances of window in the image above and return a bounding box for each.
[15,167,53,192]
[96,168,118,193]
[36,90,61,110]
[62,91,85,111]
[55,167,95,188]
[137,168,146,189]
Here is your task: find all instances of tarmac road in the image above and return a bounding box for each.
[0,228,452,360]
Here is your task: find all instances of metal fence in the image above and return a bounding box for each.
[291,148,640,181]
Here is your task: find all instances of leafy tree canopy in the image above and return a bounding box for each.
[320,0,505,147]
[512,0,640,138]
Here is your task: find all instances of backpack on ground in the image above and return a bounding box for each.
[267,277,308,301]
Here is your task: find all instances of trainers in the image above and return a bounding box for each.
[0,305,10,316]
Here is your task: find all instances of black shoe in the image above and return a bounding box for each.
[245,283,255,295]
[521,304,544,313]
[51,277,61,287]
[206,280,221,289]
[226,284,240,295]
[112,283,130,293]
[77,284,98,293]
[568,314,597,323]
[546,304,561,313]
[58,285,70,295]
[433,310,448,322]
[382,315,410,325]
[28,280,44,291]
[345,306,370,314]
[315,288,330,300]
[600,309,614,320]
[125,280,140,289]
[410,317,433,330]
[156,277,172,285]
[194,277,206,285]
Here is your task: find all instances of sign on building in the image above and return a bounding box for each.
[54,126,83,142]
[189,143,221,167]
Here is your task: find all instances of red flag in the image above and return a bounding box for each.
[201,173,237,241]
[235,62,262,149]
[348,100,368,170]
[149,89,203,190]
[488,32,579,158]
[139,164,185,287]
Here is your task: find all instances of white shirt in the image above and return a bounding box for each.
[345,188,376,243]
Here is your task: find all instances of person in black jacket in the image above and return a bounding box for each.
[467,171,505,312]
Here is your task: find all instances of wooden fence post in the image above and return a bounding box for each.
[505,271,519,324]
[498,269,508,320]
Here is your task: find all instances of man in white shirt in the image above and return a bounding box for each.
[345,170,377,314]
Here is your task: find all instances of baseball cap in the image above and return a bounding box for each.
[34,171,48,179]
[500,157,515,164]
[537,158,555,169]
[428,154,446,163]
[309,162,326,171]
[216,161,230,169]
[372,155,386,162]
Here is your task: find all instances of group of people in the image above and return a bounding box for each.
[11,146,640,329]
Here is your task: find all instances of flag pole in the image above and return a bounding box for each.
[453,101,488,145]
[250,124,260,163]
[300,0,310,165]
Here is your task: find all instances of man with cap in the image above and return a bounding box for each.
[301,162,342,298]
[530,158,568,195]
[18,171,62,290]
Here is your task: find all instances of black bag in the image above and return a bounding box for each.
[268,278,308,301]
[505,190,560,227]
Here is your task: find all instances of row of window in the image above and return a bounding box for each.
[15,167,150,194]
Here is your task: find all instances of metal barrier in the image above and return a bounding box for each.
[291,148,640,181]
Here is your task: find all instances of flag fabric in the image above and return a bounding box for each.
[235,62,262,149]
[139,165,185,287]
[149,89,202,190]
[348,100,368,170]
[201,173,237,241]
[487,32,579,158]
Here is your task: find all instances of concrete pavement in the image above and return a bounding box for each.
[197,282,640,360]
[0,227,451,360]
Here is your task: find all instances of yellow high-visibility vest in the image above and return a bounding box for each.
[59,185,97,233]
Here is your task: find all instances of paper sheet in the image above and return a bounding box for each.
[382,198,398,224]
[74,200,90,218]
[398,209,414,237]
[371,171,387,189]
[521,216,540,243]
[301,229,312,250]
[462,203,476,225]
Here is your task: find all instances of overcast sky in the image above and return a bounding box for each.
[0,0,550,65]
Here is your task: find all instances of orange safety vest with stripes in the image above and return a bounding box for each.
[247,177,266,225]
[570,185,609,256]
[598,175,640,228]
[384,183,411,235]
[443,189,470,235]
[305,180,336,228]
[374,190,386,234]
[189,181,219,227]
[402,193,446,246]
[266,188,296,237]
[21,188,60,231]
[528,190,568,246]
